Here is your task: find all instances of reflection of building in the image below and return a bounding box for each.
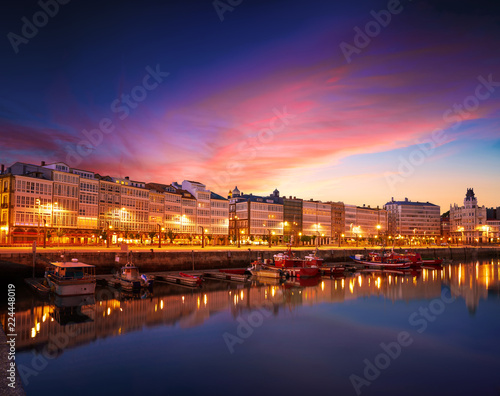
[385,197,440,239]
[3,261,497,352]
[450,188,487,244]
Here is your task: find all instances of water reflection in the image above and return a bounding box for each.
[2,259,499,354]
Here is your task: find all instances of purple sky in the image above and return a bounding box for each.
[1,0,499,210]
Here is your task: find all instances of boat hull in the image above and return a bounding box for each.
[350,256,411,269]
[46,277,96,296]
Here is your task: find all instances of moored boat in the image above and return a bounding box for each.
[179,272,203,286]
[272,247,320,278]
[45,259,96,296]
[350,254,411,269]
[109,263,153,291]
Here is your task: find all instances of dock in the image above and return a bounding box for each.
[203,270,249,282]
[24,277,51,295]
[151,272,203,287]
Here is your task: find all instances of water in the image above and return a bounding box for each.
[2,258,500,396]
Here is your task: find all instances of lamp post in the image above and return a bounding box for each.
[198,226,205,248]
[158,224,162,248]
[43,219,47,248]
[36,198,41,245]
[234,215,240,248]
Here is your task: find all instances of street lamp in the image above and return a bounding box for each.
[158,224,163,248]
[376,224,381,246]
[35,198,41,246]
[198,226,206,248]
[234,215,240,248]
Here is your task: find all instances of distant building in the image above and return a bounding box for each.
[302,199,332,245]
[384,197,440,239]
[283,196,303,245]
[450,188,487,244]
[440,212,451,243]
[229,187,283,244]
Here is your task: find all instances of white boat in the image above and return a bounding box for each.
[109,263,153,291]
[247,261,285,279]
[45,259,96,296]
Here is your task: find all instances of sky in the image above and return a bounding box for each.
[1,0,499,212]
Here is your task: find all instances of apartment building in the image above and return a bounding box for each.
[450,188,488,243]
[384,197,440,238]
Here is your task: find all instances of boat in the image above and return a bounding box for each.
[304,253,324,267]
[272,247,319,278]
[109,263,153,291]
[179,272,203,286]
[45,259,96,296]
[248,260,286,279]
[385,250,443,267]
[350,254,412,269]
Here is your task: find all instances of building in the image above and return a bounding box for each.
[440,212,451,243]
[330,202,345,245]
[181,180,229,242]
[1,160,233,246]
[229,187,284,245]
[450,189,488,244]
[384,198,440,242]
[344,204,357,238]
[283,196,303,245]
[355,205,388,241]
[302,199,332,245]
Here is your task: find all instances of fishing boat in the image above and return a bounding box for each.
[272,247,319,278]
[391,250,443,266]
[304,253,324,267]
[45,259,96,296]
[248,260,285,279]
[109,263,153,291]
[350,254,411,269]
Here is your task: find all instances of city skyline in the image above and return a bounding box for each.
[1,0,500,210]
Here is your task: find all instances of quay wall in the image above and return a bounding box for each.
[1,247,500,278]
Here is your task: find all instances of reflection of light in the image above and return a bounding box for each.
[376,277,381,289]
[388,275,392,285]
[42,314,46,322]
[182,296,185,303]
[349,280,354,294]
[160,300,164,310]
[358,276,362,288]
[107,308,111,316]
[334,281,337,290]
[321,281,325,291]
[204,294,207,306]
[476,263,479,279]
[271,288,275,297]
[458,264,462,286]
[197,297,200,309]
[155,304,157,312]
[31,328,36,338]
[341,279,345,289]
[240,291,244,300]
[36,322,40,332]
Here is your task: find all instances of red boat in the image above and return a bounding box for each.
[350,254,412,269]
[179,272,203,286]
[391,251,443,266]
[272,248,319,278]
[304,253,324,267]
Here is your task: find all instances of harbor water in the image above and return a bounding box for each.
[2,257,500,396]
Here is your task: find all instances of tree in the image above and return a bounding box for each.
[148,232,156,244]
[167,229,177,244]
[187,235,193,244]
[206,234,213,245]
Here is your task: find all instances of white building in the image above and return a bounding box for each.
[384,198,440,239]
[302,199,332,244]
[450,188,488,244]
